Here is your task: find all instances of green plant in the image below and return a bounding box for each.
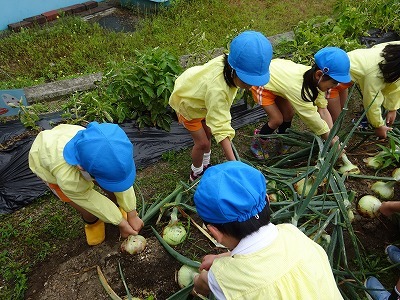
[62,48,182,130]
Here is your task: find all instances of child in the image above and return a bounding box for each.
[326,41,400,139]
[169,31,273,181]
[250,47,351,159]
[365,201,400,300]
[29,122,144,246]
[192,161,343,299]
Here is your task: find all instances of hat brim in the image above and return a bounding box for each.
[330,73,352,84]
[236,70,270,87]
[95,166,136,192]
[63,131,84,165]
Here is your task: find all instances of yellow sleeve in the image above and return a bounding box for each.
[382,83,400,111]
[205,88,235,144]
[56,166,125,225]
[115,187,137,213]
[291,100,330,136]
[359,76,386,128]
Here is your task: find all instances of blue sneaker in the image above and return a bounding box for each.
[385,245,400,265]
[364,276,390,300]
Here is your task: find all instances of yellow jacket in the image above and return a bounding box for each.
[169,55,238,143]
[265,59,330,136]
[348,41,400,128]
[28,124,136,225]
[211,224,343,300]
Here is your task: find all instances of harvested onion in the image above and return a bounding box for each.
[338,154,360,175]
[371,181,395,200]
[177,265,199,288]
[357,195,382,218]
[121,235,146,254]
[163,224,187,246]
[294,177,317,196]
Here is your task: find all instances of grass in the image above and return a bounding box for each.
[0,0,336,90]
[0,0,395,299]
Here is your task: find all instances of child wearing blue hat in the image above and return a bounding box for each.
[29,122,144,245]
[250,47,350,159]
[169,31,273,181]
[326,41,400,139]
[192,161,343,299]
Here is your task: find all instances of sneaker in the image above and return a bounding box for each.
[276,140,290,155]
[203,164,212,172]
[250,129,269,159]
[84,219,105,246]
[385,245,400,265]
[352,115,369,130]
[364,276,390,300]
[190,170,204,182]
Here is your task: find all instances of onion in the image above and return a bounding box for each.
[177,265,199,288]
[294,177,317,196]
[392,168,400,181]
[163,224,187,246]
[363,156,383,170]
[338,154,360,175]
[357,195,382,218]
[371,181,395,200]
[347,209,355,223]
[121,235,147,254]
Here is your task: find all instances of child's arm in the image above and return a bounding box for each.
[193,270,211,298]
[380,201,400,217]
[220,138,236,161]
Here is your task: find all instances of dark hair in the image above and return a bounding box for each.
[205,204,271,240]
[379,44,400,83]
[223,54,237,88]
[301,64,332,103]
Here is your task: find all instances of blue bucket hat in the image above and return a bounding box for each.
[228,31,273,87]
[314,47,351,83]
[194,161,267,224]
[63,122,136,192]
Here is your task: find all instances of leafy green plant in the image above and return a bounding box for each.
[7,99,43,130]
[62,47,182,130]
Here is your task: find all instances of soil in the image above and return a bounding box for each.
[22,131,400,300]
[9,4,400,300]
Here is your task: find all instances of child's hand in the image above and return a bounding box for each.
[127,210,144,232]
[375,125,392,139]
[386,110,397,126]
[200,254,219,271]
[118,220,139,238]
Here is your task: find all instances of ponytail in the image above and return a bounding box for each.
[379,44,400,83]
[223,54,237,88]
[301,64,319,103]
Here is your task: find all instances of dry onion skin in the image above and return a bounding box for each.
[120,235,147,255]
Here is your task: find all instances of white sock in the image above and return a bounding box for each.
[202,151,211,167]
[191,164,204,176]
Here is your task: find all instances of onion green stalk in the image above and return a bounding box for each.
[371,181,395,200]
[357,195,382,218]
[151,226,200,268]
[163,192,187,246]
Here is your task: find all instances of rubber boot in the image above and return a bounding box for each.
[119,207,128,220]
[84,219,105,246]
